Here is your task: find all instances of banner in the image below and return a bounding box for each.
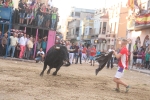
[135,13,150,25]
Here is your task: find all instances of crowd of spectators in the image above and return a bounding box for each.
[0,0,59,30]
[18,0,59,30]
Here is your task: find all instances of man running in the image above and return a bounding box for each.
[113,39,130,93]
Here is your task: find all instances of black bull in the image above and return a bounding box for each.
[40,44,70,76]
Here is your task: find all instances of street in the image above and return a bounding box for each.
[0,59,150,100]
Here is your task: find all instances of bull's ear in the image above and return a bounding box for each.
[55,46,60,49]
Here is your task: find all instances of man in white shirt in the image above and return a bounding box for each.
[8,33,18,57]
[19,33,27,58]
[35,48,45,63]
[107,46,114,69]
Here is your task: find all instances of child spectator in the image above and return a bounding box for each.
[26,10,34,25]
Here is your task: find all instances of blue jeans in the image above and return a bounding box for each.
[38,15,44,26]
[8,45,16,57]
[51,19,56,29]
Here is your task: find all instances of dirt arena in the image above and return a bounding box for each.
[0,59,150,100]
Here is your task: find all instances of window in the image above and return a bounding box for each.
[75,12,80,17]
[99,22,102,34]
[102,22,107,34]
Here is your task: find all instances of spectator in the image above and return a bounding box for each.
[25,10,34,25]
[69,43,75,64]
[82,45,87,63]
[145,51,150,69]
[1,33,8,56]
[8,33,18,57]
[136,50,142,69]
[86,46,91,63]
[18,0,26,24]
[75,43,83,64]
[35,48,45,63]
[73,43,79,63]
[36,38,42,54]
[96,50,101,56]
[132,49,138,68]
[19,33,27,58]
[90,45,96,66]
[41,37,47,53]
[107,47,114,69]
[9,0,14,7]
[51,8,57,30]
[26,37,33,59]
[37,3,44,26]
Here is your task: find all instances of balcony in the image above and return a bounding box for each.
[127,13,150,31]
[84,20,94,27]
[68,20,80,28]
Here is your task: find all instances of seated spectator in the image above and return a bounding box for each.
[35,48,45,63]
[25,10,34,25]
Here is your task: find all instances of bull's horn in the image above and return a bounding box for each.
[56,46,60,49]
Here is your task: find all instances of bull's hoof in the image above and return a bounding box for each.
[40,73,43,77]
[47,70,50,74]
[52,72,57,76]
[95,69,99,76]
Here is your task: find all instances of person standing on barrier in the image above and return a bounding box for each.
[8,33,18,58]
[18,0,26,24]
[19,33,27,58]
[1,33,8,56]
[51,8,57,30]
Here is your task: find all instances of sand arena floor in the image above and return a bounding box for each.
[0,59,150,100]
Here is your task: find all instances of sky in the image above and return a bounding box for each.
[53,0,127,25]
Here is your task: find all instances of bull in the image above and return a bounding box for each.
[40,44,70,76]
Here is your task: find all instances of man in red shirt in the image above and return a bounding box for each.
[113,39,130,93]
[90,45,96,66]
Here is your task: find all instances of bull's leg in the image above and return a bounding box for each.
[47,66,52,74]
[53,67,60,76]
[40,63,47,76]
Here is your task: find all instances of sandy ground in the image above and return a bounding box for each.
[0,59,150,100]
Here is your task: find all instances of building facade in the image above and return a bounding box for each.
[92,8,108,51]
[127,0,150,64]
[66,7,95,43]
[108,3,128,50]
